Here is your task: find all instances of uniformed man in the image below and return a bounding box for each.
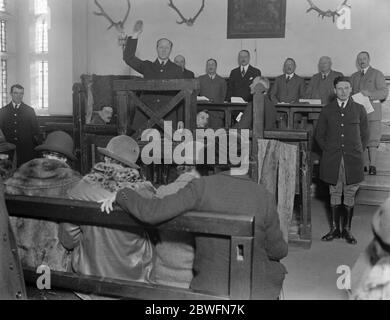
[0,84,40,167]
[174,55,195,79]
[316,76,369,245]
[351,51,389,175]
[123,20,185,134]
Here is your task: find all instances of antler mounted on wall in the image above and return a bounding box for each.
[306,0,350,22]
[168,0,205,27]
[93,0,131,33]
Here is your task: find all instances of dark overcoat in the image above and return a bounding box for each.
[116,172,288,300]
[0,103,40,167]
[315,99,369,185]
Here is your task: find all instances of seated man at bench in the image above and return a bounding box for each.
[5,131,81,272]
[101,143,288,300]
[59,135,156,284]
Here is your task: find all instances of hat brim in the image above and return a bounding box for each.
[0,142,16,153]
[97,147,140,169]
[35,144,76,161]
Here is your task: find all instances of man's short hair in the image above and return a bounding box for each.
[156,38,173,49]
[334,76,352,88]
[285,58,296,65]
[10,84,24,93]
[239,50,250,57]
[358,51,370,59]
[207,58,217,66]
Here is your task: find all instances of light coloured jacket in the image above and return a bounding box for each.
[59,162,155,283]
[153,172,198,288]
[351,67,389,121]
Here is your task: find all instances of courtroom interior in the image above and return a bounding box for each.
[1,0,390,301]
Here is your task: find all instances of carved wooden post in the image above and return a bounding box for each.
[251,91,265,182]
[116,91,131,135]
[72,83,86,173]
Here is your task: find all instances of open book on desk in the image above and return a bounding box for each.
[197,96,210,102]
[230,97,247,103]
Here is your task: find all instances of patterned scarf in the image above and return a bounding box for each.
[83,162,155,194]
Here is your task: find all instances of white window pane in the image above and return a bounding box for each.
[35,17,48,53]
[0,0,6,12]
[34,0,48,15]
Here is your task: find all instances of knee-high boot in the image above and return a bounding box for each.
[341,206,357,245]
[321,205,341,241]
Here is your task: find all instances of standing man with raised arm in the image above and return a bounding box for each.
[351,51,389,176]
[123,21,185,133]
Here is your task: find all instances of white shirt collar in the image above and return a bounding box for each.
[361,66,370,75]
[12,102,20,109]
[286,73,295,79]
[208,73,216,80]
[158,58,168,66]
[241,65,249,73]
[337,98,349,108]
[321,71,331,78]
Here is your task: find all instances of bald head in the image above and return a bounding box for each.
[318,56,332,74]
[174,55,186,70]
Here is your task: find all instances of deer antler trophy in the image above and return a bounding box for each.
[93,0,131,48]
[168,0,205,26]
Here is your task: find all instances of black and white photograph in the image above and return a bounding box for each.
[0,0,390,306]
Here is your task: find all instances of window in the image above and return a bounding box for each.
[0,0,6,12]
[1,59,6,106]
[31,0,49,111]
[0,20,6,52]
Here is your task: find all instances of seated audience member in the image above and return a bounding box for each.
[174,55,195,79]
[226,50,262,102]
[91,105,113,125]
[0,129,16,180]
[151,142,204,288]
[306,56,343,104]
[5,131,81,271]
[270,58,306,105]
[351,197,390,299]
[59,135,156,283]
[100,146,288,300]
[235,77,277,130]
[198,58,227,128]
[196,111,209,128]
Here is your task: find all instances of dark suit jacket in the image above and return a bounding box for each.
[226,65,262,102]
[270,74,306,104]
[183,69,195,79]
[316,99,369,185]
[0,103,40,166]
[116,173,288,299]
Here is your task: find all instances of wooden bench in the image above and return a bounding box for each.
[5,195,255,300]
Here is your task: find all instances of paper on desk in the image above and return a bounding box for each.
[299,99,322,105]
[231,97,247,103]
[236,112,244,122]
[352,93,374,114]
[197,96,210,102]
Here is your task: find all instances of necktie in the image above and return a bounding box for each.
[361,70,365,77]
[241,68,246,77]
[340,102,345,109]
[322,74,327,80]
[286,76,291,83]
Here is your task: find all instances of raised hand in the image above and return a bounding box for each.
[133,20,144,38]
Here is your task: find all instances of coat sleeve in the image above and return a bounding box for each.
[360,105,369,150]
[305,77,315,98]
[369,70,389,101]
[263,192,288,261]
[29,108,40,146]
[221,78,227,103]
[270,78,280,104]
[315,108,328,151]
[299,78,306,100]
[123,38,145,74]
[116,179,203,225]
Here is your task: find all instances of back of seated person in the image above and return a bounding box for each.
[59,135,156,285]
[5,131,80,272]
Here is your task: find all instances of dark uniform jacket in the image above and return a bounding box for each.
[316,99,369,185]
[183,69,195,79]
[0,103,40,167]
[0,182,26,300]
[123,38,185,132]
[270,74,306,104]
[226,65,262,102]
[116,172,288,300]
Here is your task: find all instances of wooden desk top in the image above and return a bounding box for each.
[276,103,325,108]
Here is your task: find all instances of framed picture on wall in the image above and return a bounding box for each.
[227,0,287,39]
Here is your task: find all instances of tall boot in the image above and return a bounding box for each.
[341,206,357,245]
[321,205,341,241]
